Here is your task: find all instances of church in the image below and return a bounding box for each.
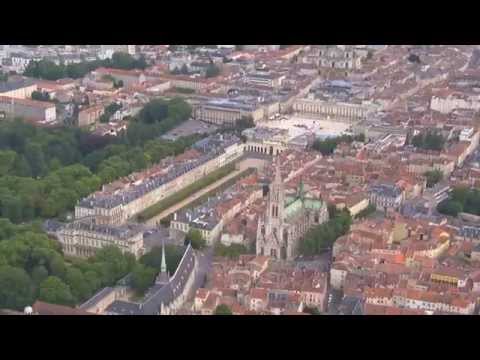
[256,158,329,260]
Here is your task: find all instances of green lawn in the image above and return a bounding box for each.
[136,162,237,222]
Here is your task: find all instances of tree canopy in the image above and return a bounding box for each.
[0,97,198,309]
[411,130,445,151]
[23,52,148,80]
[312,134,365,156]
[214,304,232,315]
[424,170,443,188]
[437,186,480,217]
[299,209,352,256]
[185,229,206,249]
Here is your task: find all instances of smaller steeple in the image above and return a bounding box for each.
[156,238,170,285]
[161,238,167,274]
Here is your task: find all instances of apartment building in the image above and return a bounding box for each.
[0,96,56,124]
[75,134,244,226]
[194,99,264,126]
[0,78,37,99]
[78,105,105,127]
[46,219,144,259]
[293,98,371,123]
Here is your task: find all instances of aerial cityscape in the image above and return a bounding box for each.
[1,44,480,315]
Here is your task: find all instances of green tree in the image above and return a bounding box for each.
[303,306,321,315]
[235,116,255,130]
[0,150,17,176]
[131,264,157,295]
[0,195,23,224]
[24,143,47,178]
[110,52,137,70]
[11,155,32,177]
[31,91,51,102]
[0,265,34,310]
[38,276,75,306]
[437,199,463,217]
[65,267,91,302]
[137,99,168,124]
[185,229,206,249]
[411,130,445,151]
[424,170,443,188]
[140,244,183,275]
[205,63,220,78]
[451,186,470,204]
[214,304,232,315]
[312,137,340,156]
[31,265,49,285]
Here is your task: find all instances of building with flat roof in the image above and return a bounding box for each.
[45,218,145,258]
[75,134,244,226]
[293,97,371,124]
[194,98,265,126]
[243,127,289,156]
[368,183,404,213]
[0,78,37,99]
[0,96,56,124]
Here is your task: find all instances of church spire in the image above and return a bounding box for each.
[161,238,167,274]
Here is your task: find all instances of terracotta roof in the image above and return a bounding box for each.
[32,301,95,316]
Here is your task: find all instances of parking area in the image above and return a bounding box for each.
[161,119,219,141]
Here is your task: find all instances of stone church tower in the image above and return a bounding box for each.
[256,157,291,260]
[256,157,329,261]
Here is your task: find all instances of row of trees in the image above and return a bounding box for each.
[411,130,445,151]
[312,134,365,156]
[184,229,206,250]
[437,186,480,217]
[298,208,352,256]
[23,52,148,81]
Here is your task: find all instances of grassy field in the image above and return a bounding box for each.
[136,163,237,222]
[160,167,256,227]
